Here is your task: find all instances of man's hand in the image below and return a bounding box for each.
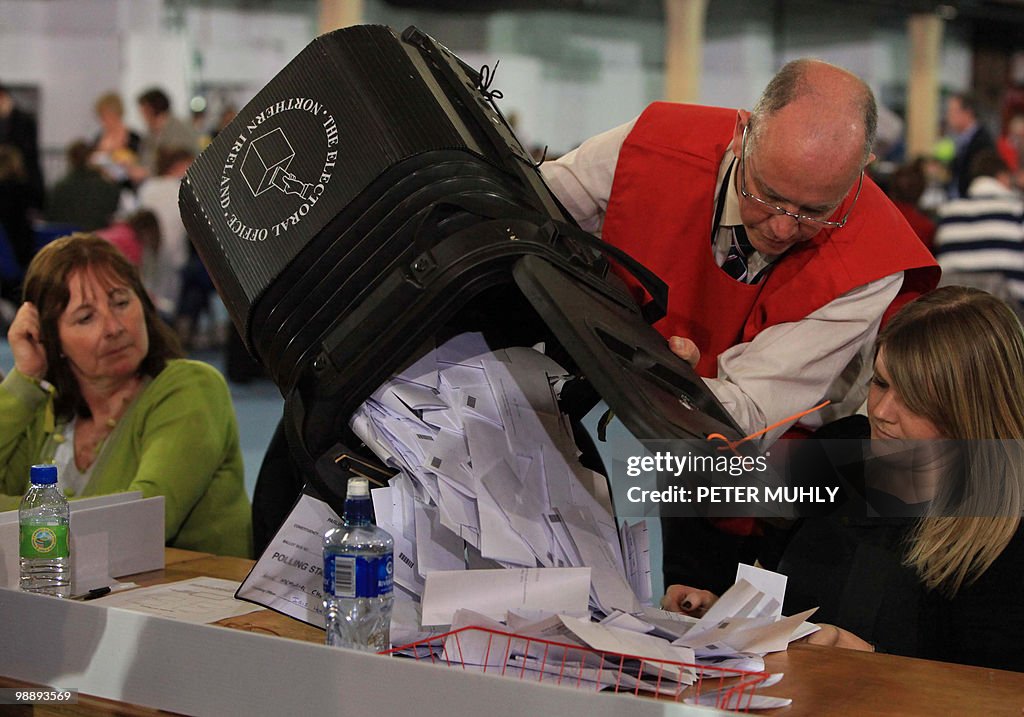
[668,336,700,368]
[8,302,48,379]
[661,584,718,617]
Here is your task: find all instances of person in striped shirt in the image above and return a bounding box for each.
[934,149,1024,311]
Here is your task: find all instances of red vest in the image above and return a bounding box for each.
[602,103,940,378]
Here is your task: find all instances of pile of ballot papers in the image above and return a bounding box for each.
[348,333,815,708]
[393,567,815,709]
[351,332,650,614]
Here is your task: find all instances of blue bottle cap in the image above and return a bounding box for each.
[30,464,58,485]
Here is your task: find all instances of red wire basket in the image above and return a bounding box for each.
[383,625,772,712]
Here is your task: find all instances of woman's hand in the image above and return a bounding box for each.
[797,623,875,652]
[661,584,719,617]
[8,302,48,379]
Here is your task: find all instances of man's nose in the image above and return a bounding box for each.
[766,213,801,242]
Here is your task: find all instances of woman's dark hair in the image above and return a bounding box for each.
[22,233,184,419]
[155,147,194,177]
[887,159,927,205]
[126,209,161,253]
[137,88,171,115]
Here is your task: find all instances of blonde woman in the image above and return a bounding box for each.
[89,92,141,185]
[664,286,1024,671]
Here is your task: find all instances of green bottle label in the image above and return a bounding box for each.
[19,524,70,560]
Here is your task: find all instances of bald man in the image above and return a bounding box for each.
[543,59,939,447]
[543,59,939,593]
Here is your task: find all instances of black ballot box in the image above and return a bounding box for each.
[179,24,745,517]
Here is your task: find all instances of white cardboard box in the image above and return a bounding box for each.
[0,491,164,593]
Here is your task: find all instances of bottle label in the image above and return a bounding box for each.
[20,524,70,560]
[324,553,394,599]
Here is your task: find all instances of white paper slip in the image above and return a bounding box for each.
[475,482,536,566]
[556,505,640,614]
[371,487,423,595]
[93,577,259,624]
[599,610,655,634]
[682,672,788,711]
[480,458,554,566]
[696,653,766,673]
[558,615,697,684]
[637,606,700,641]
[445,609,527,667]
[235,492,338,628]
[413,499,466,577]
[420,567,591,626]
[735,563,788,619]
[678,608,818,655]
[620,520,653,604]
[685,693,793,711]
[687,578,762,636]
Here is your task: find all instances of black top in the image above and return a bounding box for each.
[776,415,1024,672]
[951,124,996,199]
[45,168,121,231]
[0,106,44,207]
[921,526,1024,672]
[0,177,35,269]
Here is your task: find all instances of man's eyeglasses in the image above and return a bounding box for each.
[738,125,863,229]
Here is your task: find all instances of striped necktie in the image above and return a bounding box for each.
[722,225,756,283]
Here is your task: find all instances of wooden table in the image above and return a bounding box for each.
[762,644,1024,715]
[3,549,1023,716]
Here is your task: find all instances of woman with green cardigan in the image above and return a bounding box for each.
[1,234,251,558]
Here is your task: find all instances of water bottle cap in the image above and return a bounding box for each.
[30,464,58,485]
[346,476,370,497]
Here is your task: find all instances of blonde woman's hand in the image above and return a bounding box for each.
[796,623,875,652]
[661,584,718,617]
[8,302,48,379]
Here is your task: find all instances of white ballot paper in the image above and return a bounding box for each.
[736,563,787,619]
[620,520,652,604]
[674,575,819,656]
[558,615,697,684]
[685,691,793,711]
[682,672,789,711]
[236,492,338,628]
[93,577,258,624]
[420,567,591,626]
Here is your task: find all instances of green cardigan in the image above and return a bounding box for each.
[0,359,252,558]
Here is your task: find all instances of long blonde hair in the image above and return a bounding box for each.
[877,286,1024,597]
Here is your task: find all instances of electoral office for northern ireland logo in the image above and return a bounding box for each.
[217,96,339,242]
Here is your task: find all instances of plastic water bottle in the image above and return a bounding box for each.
[323,476,394,651]
[19,464,71,598]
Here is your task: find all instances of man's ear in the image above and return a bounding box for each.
[732,110,751,159]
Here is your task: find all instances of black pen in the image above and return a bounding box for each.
[82,586,111,600]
